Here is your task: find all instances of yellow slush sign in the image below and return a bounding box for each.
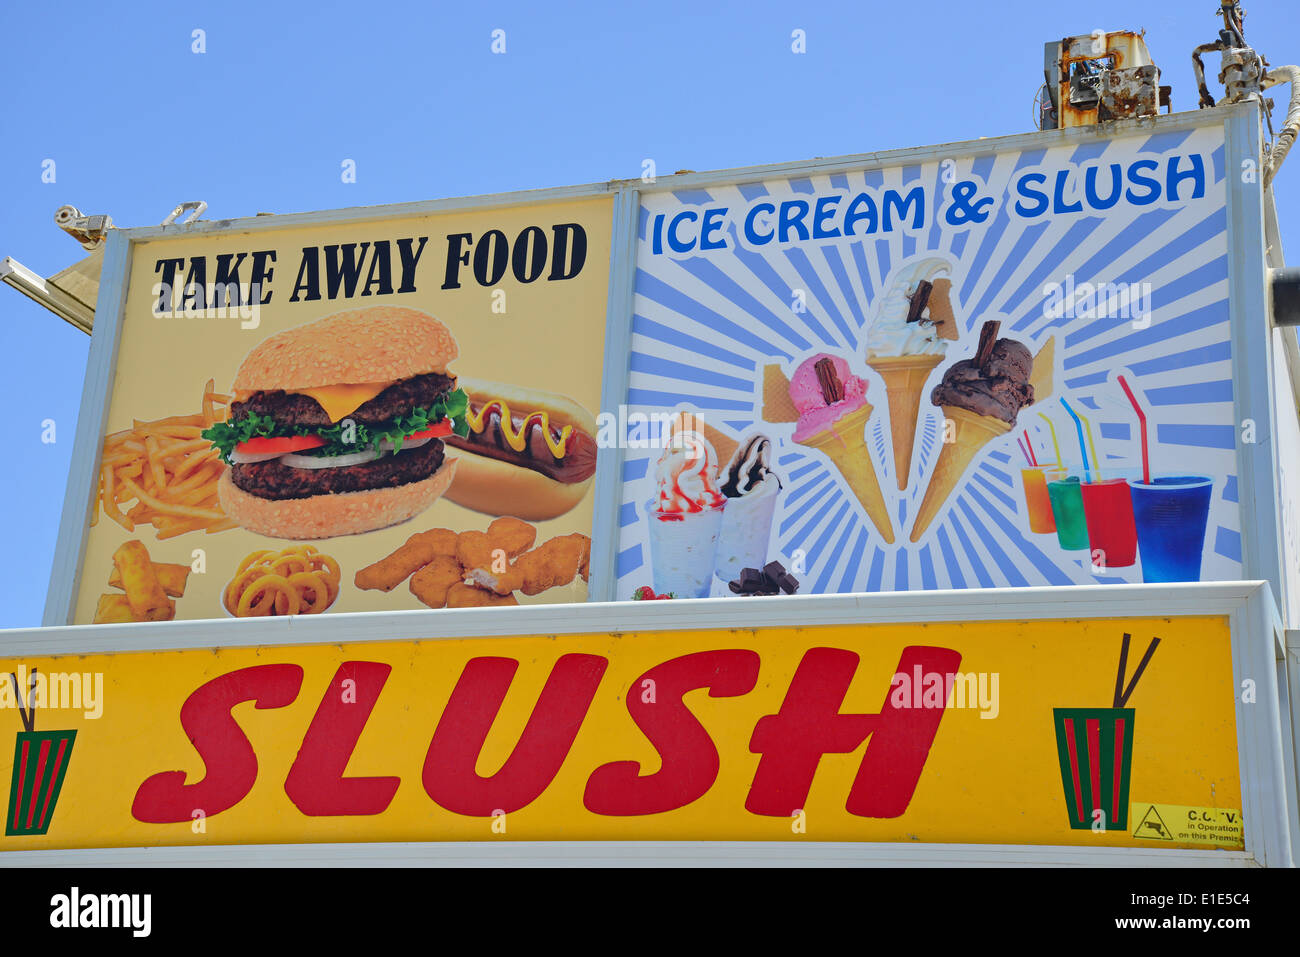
[0,615,1242,850]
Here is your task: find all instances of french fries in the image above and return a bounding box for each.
[94,380,233,538]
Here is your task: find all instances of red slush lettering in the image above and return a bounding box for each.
[746,646,961,817]
[422,654,607,815]
[131,664,303,823]
[284,661,400,816]
[584,649,760,815]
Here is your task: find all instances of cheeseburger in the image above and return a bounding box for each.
[203,307,468,539]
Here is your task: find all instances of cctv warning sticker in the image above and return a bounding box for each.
[1129,802,1244,848]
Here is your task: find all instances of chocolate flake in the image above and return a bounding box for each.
[974,320,1001,368]
[905,280,933,323]
[814,358,845,405]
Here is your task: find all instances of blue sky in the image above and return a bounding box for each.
[2,0,1298,627]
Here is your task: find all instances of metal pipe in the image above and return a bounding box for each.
[1263,66,1300,188]
[1192,42,1222,108]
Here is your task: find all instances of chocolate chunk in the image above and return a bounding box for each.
[778,573,799,594]
[740,567,764,590]
[728,580,743,594]
[762,560,786,580]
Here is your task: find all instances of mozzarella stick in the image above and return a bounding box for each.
[112,540,174,621]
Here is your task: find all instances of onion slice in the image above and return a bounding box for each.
[279,448,381,469]
[377,435,433,454]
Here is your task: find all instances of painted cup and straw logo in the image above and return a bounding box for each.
[1053,633,1159,831]
[1019,376,1212,581]
[5,670,77,837]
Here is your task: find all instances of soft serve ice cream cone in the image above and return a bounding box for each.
[790,354,894,544]
[867,258,961,489]
[910,320,1035,542]
[647,430,728,598]
[714,433,782,582]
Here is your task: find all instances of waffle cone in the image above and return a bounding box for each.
[868,354,943,489]
[797,403,895,544]
[909,405,1012,542]
[762,364,799,422]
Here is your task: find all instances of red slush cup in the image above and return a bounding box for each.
[1079,475,1138,569]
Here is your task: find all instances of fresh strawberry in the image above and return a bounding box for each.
[633,586,655,601]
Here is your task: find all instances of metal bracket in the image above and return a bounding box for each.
[53,205,113,251]
[161,201,208,226]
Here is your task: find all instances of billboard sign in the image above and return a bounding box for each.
[42,104,1283,624]
[616,123,1249,599]
[64,196,614,625]
[0,592,1271,857]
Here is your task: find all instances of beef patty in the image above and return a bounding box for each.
[231,372,456,429]
[231,438,445,500]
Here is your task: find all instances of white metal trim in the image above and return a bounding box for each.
[2,582,1267,656]
[0,840,1259,868]
[118,182,618,243]
[41,231,132,626]
[631,104,1256,194]
[587,187,639,601]
[1226,103,1286,617]
[1229,586,1293,865]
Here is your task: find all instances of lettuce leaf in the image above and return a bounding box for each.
[202,388,470,464]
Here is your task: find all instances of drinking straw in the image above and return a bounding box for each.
[7,670,35,733]
[1017,436,1033,465]
[1022,430,1038,466]
[1058,397,1091,480]
[1113,633,1160,709]
[1038,412,1063,466]
[1078,411,1101,479]
[1116,374,1151,484]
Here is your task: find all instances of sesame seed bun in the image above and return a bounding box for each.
[217,457,459,540]
[233,306,459,392]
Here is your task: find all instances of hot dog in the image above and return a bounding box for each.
[444,377,598,520]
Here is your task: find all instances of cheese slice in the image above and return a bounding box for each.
[294,382,392,422]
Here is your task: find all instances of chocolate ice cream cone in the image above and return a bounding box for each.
[867,354,943,490]
[909,405,1012,542]
[797,403,894,544]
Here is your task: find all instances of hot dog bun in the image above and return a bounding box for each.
[445,378,597,520]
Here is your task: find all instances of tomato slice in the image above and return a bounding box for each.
[236,435,327,455]
[406,420,453,441]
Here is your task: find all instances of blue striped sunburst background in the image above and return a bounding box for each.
[615,125,1240,598]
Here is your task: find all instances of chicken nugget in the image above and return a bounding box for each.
[545,534,590,583]
[356,540,436,592]
[467,565,524,595]
[455,530,496,571]
[446,582,518,608]
[408,555,465,609]
[487,517,537,558]
[408,527,459,556]
[516,548,559,596]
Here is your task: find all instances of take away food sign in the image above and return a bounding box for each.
[0,615,1243,851]
[72,197,612,626]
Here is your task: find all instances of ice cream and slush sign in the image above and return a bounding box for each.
[617,124,1240,600]
[0,614,1241,850]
